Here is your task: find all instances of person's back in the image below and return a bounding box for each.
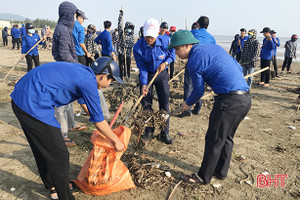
[188,44,248,95]
[285,39,297,58]
[11,62,100,128]
[191,16,215,44]
[52,1,78,63]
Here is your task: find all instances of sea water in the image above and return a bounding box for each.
[214,35,300,61]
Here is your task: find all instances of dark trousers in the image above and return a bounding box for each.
[77,55,86,65]
[118,54,131,78]
[169,61,175,79]
[3,36,8,46]
[11,101,74,200]
[85,53,99,66]
[12,38,20,49]
[236,52,242,62]
[271,55,278,77]
[260,59,271,84]
[198,93,251,184]
[25,55,40,72]
[184,67,203,113]
[282,57,293,72]
[140,70,169,135]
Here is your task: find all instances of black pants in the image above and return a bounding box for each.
[169,61,175,79]
[2,36,8,46]
[140,70,170,135]
[282,57,293,72]
[118,54,131,78]
[197,93,251,184]
[236,52,242,62]
[11,101,74,200]
[25,55,40,72]
[85,53,99,67]
[12,38,20,49]
[77,55,86,65]
[271,55,278,77]
[260,59,271,84]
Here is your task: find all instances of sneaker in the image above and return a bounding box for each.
[177,111,192,118]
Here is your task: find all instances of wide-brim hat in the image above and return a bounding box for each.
[168,30,200,49]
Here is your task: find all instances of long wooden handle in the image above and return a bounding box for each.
[123,70,160,123]
[168,67,185,83]
[3,37,44,82]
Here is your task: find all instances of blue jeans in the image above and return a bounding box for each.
[184,67,203,113]
[242,66,255,88]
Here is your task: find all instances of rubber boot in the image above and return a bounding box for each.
[160,132,173,144]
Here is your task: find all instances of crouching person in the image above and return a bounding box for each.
[168,30,251,184]
[10,57,124,200]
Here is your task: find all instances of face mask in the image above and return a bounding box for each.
[28,29,35,34]
[248,35,253,39]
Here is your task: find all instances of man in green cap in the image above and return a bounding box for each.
[169,30,251,184]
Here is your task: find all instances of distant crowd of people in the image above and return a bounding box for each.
[229,27,298,87]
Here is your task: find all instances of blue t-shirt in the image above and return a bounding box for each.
[21,33,44,56]
[94,30,114,56]
[260,38,276,60]
[191,28,216,44]
[11,62,105,128]
[133,35,175,85]
[186,43,249,106]
[11,27,21,39]
[236,36,248,53]
[73,20,85,56]
[20,27,26,37]
[272,37,280,56]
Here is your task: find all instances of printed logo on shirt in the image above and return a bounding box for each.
[159,54,165,60]
[35,39,37,41]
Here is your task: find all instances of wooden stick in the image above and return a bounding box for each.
[123,70,160,123]
[167,180,182,200]
[3,37,44,82]
[168,67,185,83]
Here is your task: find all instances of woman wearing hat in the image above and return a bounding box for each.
[84,24,99,66]
[21,23,46,72]
[168,30,251,185]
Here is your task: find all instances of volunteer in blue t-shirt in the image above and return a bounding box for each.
[21,23,45,72]
[168,30,251,185]
[133,18,175,144]
[236,28,248,62]
[94,20,117,61]
[11,57,124,200]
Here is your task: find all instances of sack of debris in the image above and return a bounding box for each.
[75,125,135,195]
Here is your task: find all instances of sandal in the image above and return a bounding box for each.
[181,173,205,184]
[64,138,76,147]
[50,188,58,200]
[69,125,88,132]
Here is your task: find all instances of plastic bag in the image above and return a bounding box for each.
[98,89,110,120]
[75,126,135,195]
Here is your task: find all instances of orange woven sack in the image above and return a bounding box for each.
[75,125,135,195]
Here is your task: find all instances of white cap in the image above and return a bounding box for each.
[143,18,160,38]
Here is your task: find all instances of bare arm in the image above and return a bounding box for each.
[94,121,124,151]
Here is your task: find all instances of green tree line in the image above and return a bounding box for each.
[11,18,57,28]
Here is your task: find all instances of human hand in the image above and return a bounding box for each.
[114,139,125,152]
[142,85,148,97]
[86,52,91,58]
[43,35,47,40]
[181,101,191,112]
[157,62,167,74]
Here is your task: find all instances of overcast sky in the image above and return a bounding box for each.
[0,0,299,37]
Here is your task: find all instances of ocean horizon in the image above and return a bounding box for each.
[214,35,300,61]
